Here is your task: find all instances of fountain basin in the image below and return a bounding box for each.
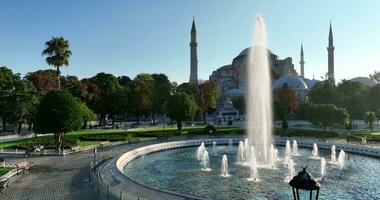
[113,138,380,200]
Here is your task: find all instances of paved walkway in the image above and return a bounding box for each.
[0,143,137,200]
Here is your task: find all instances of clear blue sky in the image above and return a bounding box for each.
[0,0,379,83]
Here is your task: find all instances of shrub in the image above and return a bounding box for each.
[204,125,217,134]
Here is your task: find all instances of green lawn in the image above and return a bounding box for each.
[0,167,11,176]
[0,126,378,150]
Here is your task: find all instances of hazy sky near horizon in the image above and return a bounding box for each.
[0,0,379,83]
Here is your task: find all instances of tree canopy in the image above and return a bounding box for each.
[165,92,198,130]
[34,90,83,149]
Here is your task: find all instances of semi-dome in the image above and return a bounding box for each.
[305,79,320,89]
[273,75,308,90]
[350,77,376,87]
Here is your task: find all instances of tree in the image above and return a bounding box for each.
[232,96,245,114]
[273,83,299,120]
[129,74,154,124]
[25,69,58,95]
[309,80,341,105]
[0,67,38,132]
[118,76,132,86]
[364,111,377,132]
[282,119,288,136]
[368,84,380,122]
[369,71,380,83]
[61,76,87,99]
[198,80,219,124]
[34,90,82,150]
[78,102,95,129]
[337,80,369,119]
[10,80,38,134]
[307,104,349,132]
[177,82,197,97]
[85,73,121,125]
[42,37,72,90]
[151,74,171,122]
[165,92,198,130]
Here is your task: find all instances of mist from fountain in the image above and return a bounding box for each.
[247,15,273,165]
[197,142,205,162]
[292,140,298,155]
[221,154,230,177]
[321,158,326,178]
[330,145,337,164]
[337,150,346,171]
[312,143,319,159]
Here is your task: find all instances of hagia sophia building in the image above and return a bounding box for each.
[188,19,376,116]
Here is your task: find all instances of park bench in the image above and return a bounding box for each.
[16,161,34,175]
[0,178,9,194]
[100,141,111,147]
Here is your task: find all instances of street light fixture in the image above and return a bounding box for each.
[289,167,321,200]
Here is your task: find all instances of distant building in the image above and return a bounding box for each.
[350,77,376,87]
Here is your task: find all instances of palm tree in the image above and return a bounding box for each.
[42,37,72,90]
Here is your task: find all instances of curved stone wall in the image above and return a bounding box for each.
[111,137,380,200]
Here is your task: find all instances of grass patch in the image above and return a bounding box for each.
[0,167,12,176]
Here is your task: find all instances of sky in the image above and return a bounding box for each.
[0,0,379,84]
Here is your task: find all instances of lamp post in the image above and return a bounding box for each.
[162,114,165,138]
[289,167,321,200]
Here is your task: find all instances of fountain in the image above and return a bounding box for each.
[292,140,298,155]
[212,141,217,155]
[321,158,326,179]
[284,140,292,165]
[330,145,337,164]
[247,15,273,165]
[269,144,276,168]
[247,145,259,181]
[337,150,346,171]
[221,154,230,177]
[244,138,250,163]
[197,142,206,162]
[311,143,319,159]
[237,141,245,164]
[200,150,211,171]
[284,159,295,183]
[228,139,233,153]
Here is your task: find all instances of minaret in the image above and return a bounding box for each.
[300,43,305,78]
[327,22,335,81]
[189,18,198,87]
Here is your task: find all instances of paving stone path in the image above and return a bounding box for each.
[0,143,139,200]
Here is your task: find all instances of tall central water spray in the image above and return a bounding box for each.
[247,15,273,164]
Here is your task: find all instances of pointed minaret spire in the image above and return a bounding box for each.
[329,21,333,47]
[300,43,305,78]
[189,18,198,87]
[327,21,335,81]
[191,17,196,33]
